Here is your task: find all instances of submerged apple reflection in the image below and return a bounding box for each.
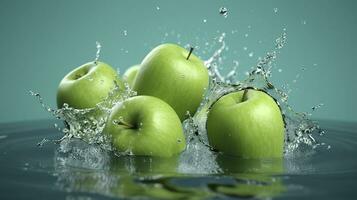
[54,138,285,199]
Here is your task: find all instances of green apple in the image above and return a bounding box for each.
[57,61,124,109]
[103,95,186,157]
[133,44,209,121]
[206,89,284,158]
[123,64,140,88]
[216,154,283,174]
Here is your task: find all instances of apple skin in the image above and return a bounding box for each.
[133,44,209,121]
[206,89,284,158]
[103,95,186,157]
[123,64,140,88]
[57,61,124,109]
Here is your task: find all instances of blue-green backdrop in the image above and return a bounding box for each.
[0,0,356,123]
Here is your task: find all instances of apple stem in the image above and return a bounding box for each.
[116,119,134,129]
[242,89,249,101]
[187,47,194,60]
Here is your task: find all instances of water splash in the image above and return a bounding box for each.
[30,81,136,150]
[94,41,101,63]
[29,90,56,115]
[37,138,50,147]
[194,28,326,157]
[178,112,221,174]
[204,33,227,83]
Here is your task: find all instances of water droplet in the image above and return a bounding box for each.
[186,111,191,116]
[312,103,324,111]
[244,33,249,37]
[278,68,283,72]
[274,7,278,13]
[302,20,307,25]
[156,6,160,10]
[203,19,207,23]
[62,128,69,134]
[319,130,326,135]
[37,138,49,147]
[219,7,228,18]
[123,30,127,36]
[28,90,39,96]
[112,119,119,125]
[243,46,248,51]
[248,52,254,57]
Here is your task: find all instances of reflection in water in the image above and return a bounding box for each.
[54,139,285,199]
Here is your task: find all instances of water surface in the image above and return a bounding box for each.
[0,119,356,199]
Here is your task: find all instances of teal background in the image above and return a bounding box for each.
[0,0,356,123]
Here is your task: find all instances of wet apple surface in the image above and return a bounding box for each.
[0,119,356,199]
